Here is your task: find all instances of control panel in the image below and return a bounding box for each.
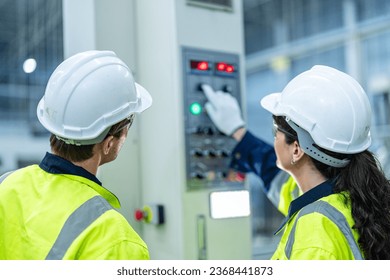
[182,47,244,190]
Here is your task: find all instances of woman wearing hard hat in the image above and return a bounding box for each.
[202,65,390,260]
[0,50,152,260]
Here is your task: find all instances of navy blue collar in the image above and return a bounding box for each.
[275,179,334,234]
[39,152,102,186]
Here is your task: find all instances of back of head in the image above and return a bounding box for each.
[37,50,152,146]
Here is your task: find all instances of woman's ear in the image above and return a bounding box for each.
[291,140,305,163]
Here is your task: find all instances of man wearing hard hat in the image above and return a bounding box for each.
[0,50,152,260]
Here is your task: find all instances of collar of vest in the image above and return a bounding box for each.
[39,152,121,208]
[274,179,334,234]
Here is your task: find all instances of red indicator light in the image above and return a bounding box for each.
[190,60,209,71]
[217,62,227,71]
[216,62,235,73]
[226,65,234,73]
[198,61,208,70]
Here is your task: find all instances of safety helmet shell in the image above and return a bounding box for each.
[37,50,152,144]
[261,65,372,154]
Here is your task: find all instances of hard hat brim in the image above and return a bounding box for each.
[135,83,153,113]
[260,92,282,115]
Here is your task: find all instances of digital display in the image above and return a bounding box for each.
[189,60,236,76]
[190,60,210,71]
[216,62,235,73]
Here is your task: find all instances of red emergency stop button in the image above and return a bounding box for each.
[134,204,164,224]
[134,209,144,221]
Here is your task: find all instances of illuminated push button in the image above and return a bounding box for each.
[190,102,202,115]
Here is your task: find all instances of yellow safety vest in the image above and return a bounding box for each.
[267,173,301,216]
[272,193,363,260]
[0,165,149,260]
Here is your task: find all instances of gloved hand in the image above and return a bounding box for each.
[201,84,245,136]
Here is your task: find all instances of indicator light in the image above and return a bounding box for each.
[190,102,202,115]
[217,62,227,71]
[216,62,235,73]
[226,65,234,73]
[190,60,209,71]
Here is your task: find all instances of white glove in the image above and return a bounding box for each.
[201,84,245,136]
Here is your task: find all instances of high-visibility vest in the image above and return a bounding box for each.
[267,173,301,216]
[272,193,363,260]
[0,165,149,260]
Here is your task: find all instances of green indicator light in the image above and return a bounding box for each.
[190,102,202,115]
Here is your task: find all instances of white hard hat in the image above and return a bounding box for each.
[261,65,372,167]
[37,50,152,145]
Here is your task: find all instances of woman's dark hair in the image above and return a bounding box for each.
[50,116,134,162]
[274,115,390,259]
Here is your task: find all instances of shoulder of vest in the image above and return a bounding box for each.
[0,170,15,184]
[287,198,363,260]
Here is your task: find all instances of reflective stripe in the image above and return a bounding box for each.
[46,196,112,260]
[0,171,14,184]
[291,187,299,200]
[285,200,363,260]
[267,171,291,208]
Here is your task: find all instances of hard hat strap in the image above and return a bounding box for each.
[287,120,350,168]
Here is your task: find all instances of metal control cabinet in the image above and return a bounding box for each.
[100,0,251,260]
[182,47,244,190]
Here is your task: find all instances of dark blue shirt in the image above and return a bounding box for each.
[230,131,280,192]
[39,152,102,186]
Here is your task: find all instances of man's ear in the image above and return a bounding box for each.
[101,135,114,155]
